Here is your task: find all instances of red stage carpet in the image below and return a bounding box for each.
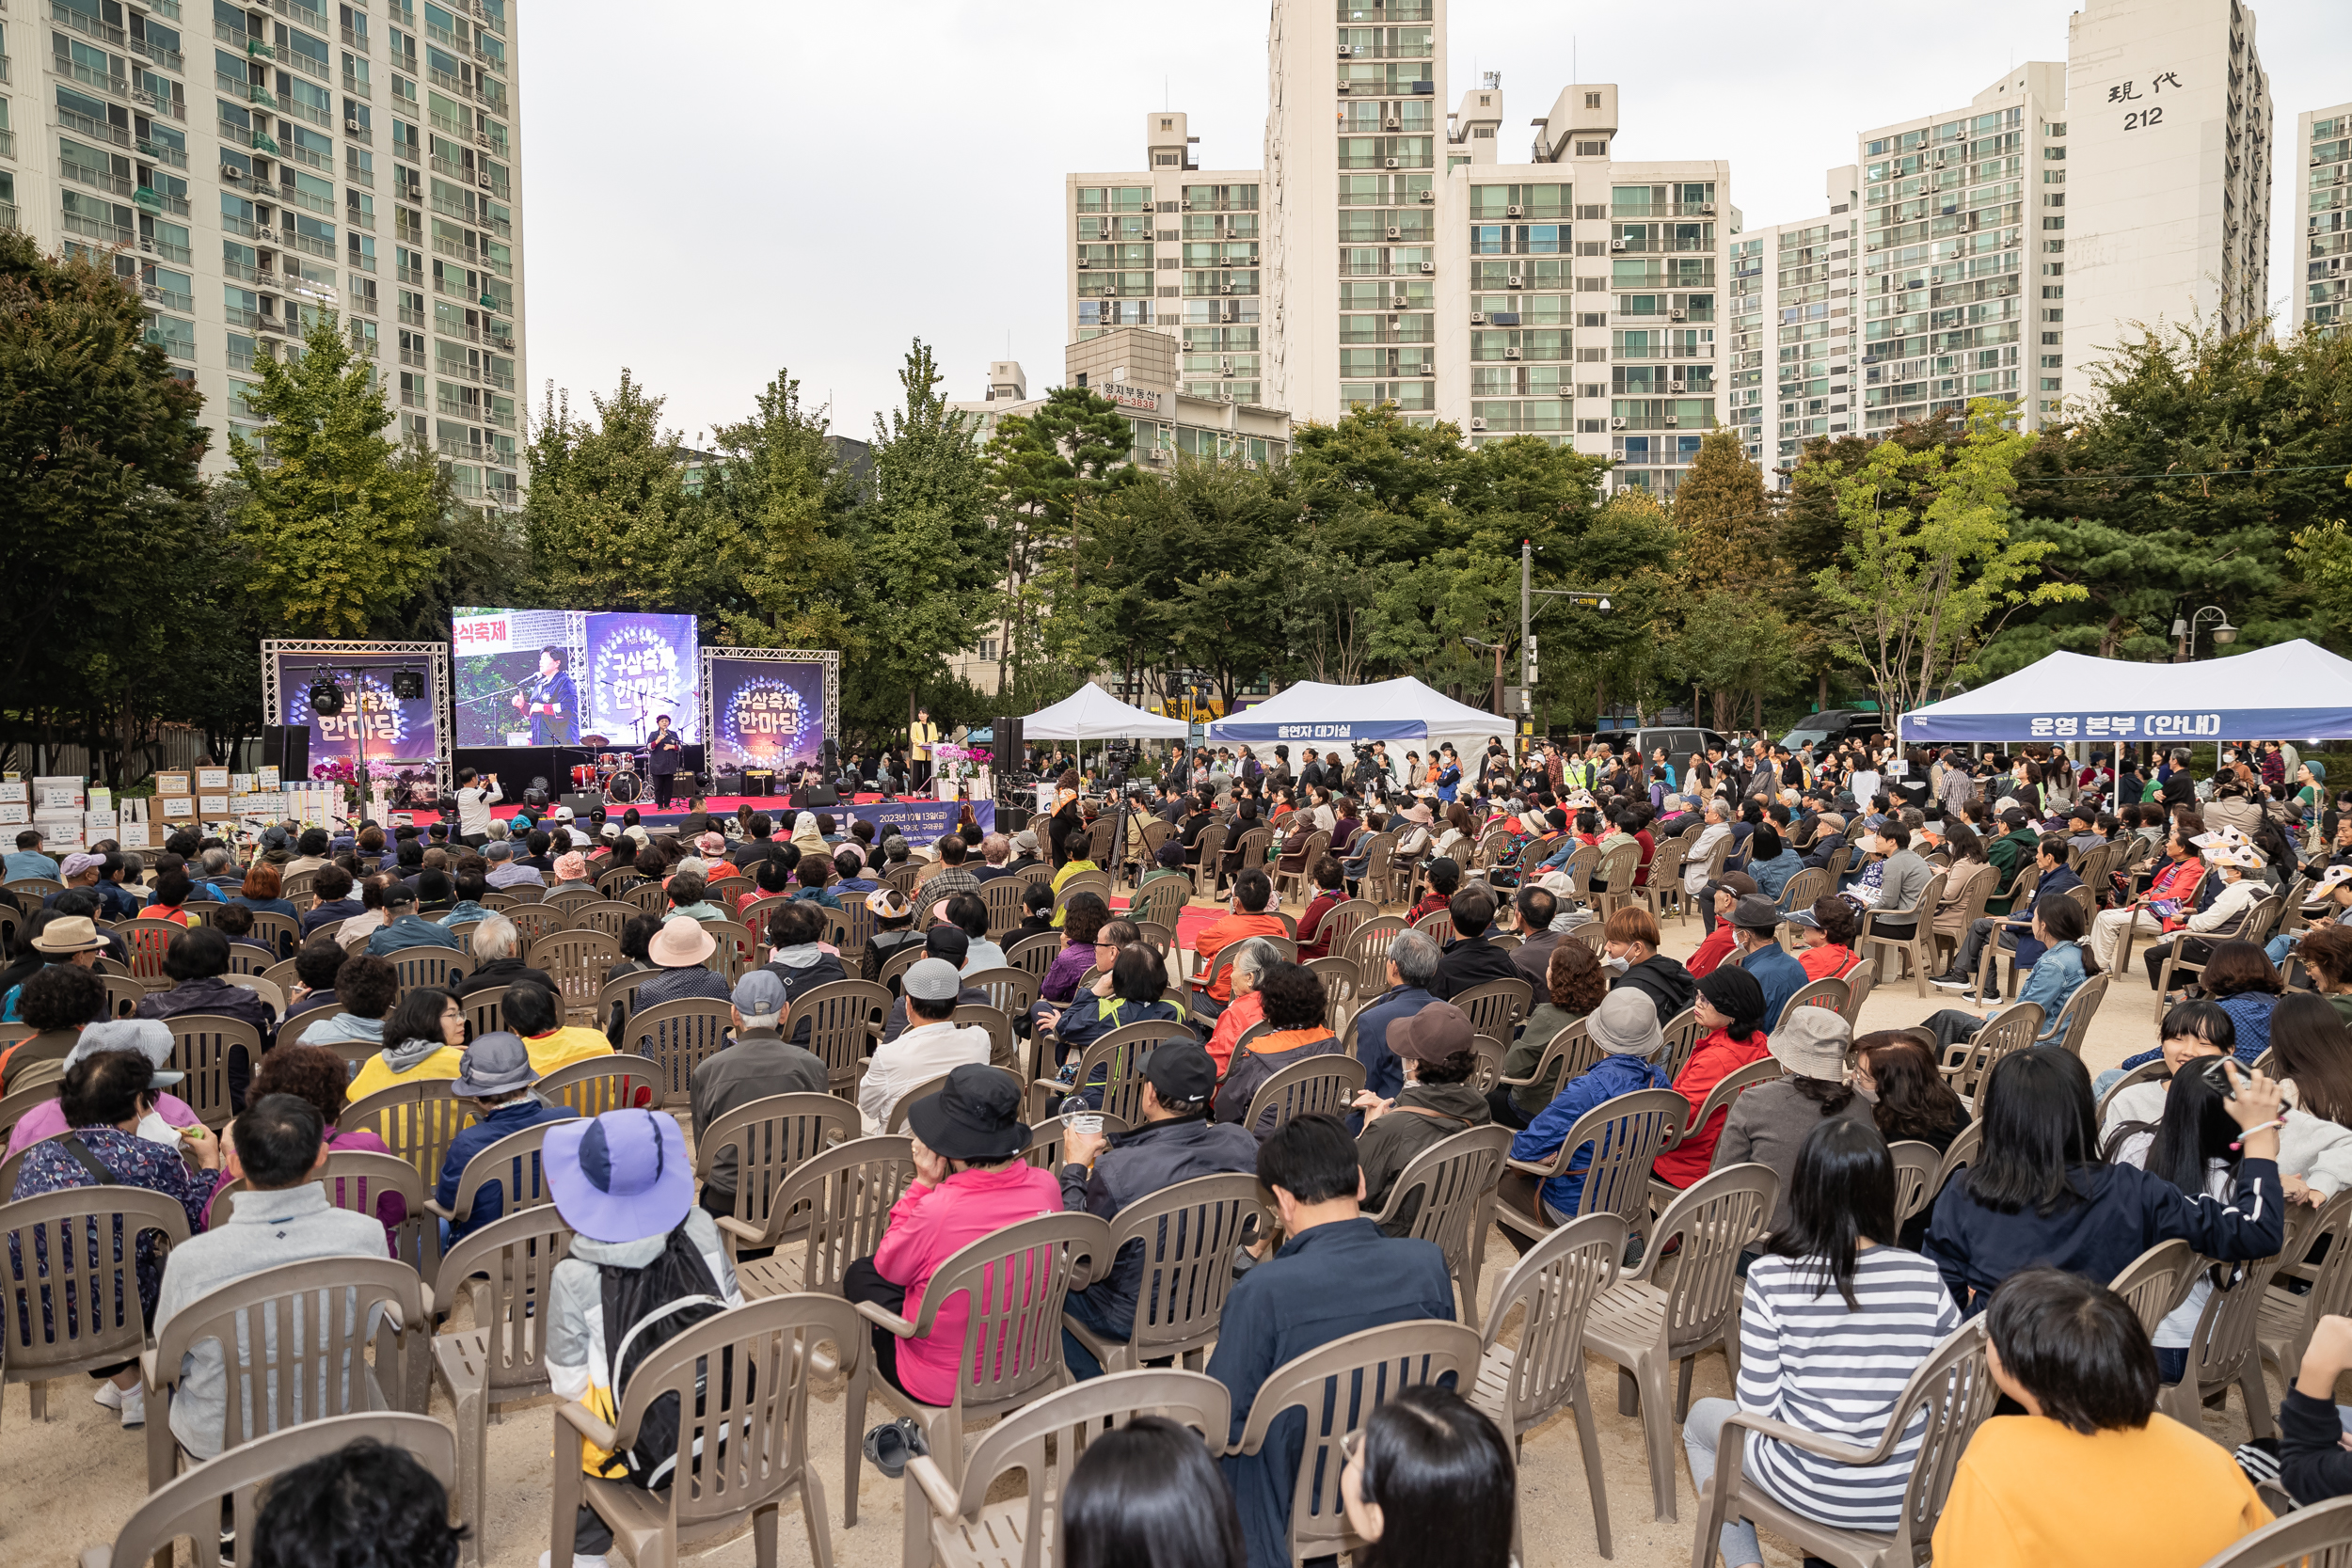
[488,794,917,827]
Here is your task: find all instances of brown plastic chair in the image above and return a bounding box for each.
[548,1294,866,1568]
[2050,972,2110,1056]
[502,903,569,945]
[1836,963,1875,1028]
[699,918,757,983]
[1411,907,1456,947]
[1312,896,1378,961]
[0,1071,64,1145]
[431,1206,575,1568]
[1240,1052,1368,1140]
[597,867,646,900]
[2095,1057,2170,1124]
[1939,1002,2045,1104]
[852,1212,1116,1490]
[244,909,300,960]
[163,1012,262,1129]
[342,1079,481,1185]
[877,942,928,998]
[1,1186,192,1419]
[1658,1006,1707,1084]
[1470,1212,1626,1558]
[1064,1173,1264,1374]
[2162,1233,2288,1441]
[1367,1124,1513,1329]
[732,1134,917,1295]
[1591,842,1645,918]
[1232,1319,1486,1566]
[214,1150,442,1295]
[1691,1317,2001,1568]
[1001,930,1065,983]
[595,968,652,1039]
[1501,1086,1687,1245]
[144,1254,429,1489]
[1889,1139,1943,1229]
[1857,870,1946,996]
[1025,1109,1133,1174]
[1343,914,1409,1001]
[978,879,1030,944]
[1036,1018,1193,1126]
[2108,1238,2201,1339]
[962,965,1041,1028]
[692,1091,855,1243]
[81,1411,457,1568]
[624,880,673,915]
[569,898,640,942]
[1450,975,1534,1040]
[619,996,736,1106]
[460,984,508,1043]
[1582,1160,1781,1521]
[1929,1118,1984,1207]
[382,943,469,1002]
[1777,974,1850,1021]
[1187,825,1229,898]
[427,1117,568,1231]
[536,1055,658,1119]
[1053,871,1115,921]
[1638,837,1692,927]
[2187,1496,2352,1568]
[780,978,891,1101]
[883,1070,959,1133]
[903,1368,1231,1568]
[1470,1033,1506,1094]
[950,1002,1018,1072]
[118,918,181,990]
[2260,1190,2352,1386]
[526,928,624,1023]
[1496,1018,1597,1112]
[1272,830,1331,904]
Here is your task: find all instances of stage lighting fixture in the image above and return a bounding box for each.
[389,670,425,700]
[308,676,344,716]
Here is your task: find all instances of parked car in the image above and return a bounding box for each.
[1780,709,1885,752]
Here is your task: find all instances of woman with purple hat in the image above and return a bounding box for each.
[543,1107,741,1568]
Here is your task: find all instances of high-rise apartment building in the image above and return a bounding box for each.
[1726,166,1859,471]
[1068,113,1266,406]
[1856,65,2061,438]
[2061,0,2268,398]
[2293,103,2350,337]
[3,0,524,502]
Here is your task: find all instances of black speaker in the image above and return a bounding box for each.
[715,772,744,796]
[562,792,605,816]
[263,726,310,779]
[993,716,1023,769]
[800,784,839,808]
[821,736,839,770]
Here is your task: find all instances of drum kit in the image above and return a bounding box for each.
[569,750,646,803]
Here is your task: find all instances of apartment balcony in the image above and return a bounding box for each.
[1609,203,1720,220]
[398,303,424,325]
[0,54,11,85]
[282,183,333,216]
[60,55,132,100]
[224,256,262,282]
[61,105,133,148]
[400,344,426,368]
[344,157,373,187]
[281,48,328,83]
[342,70,370,99]
[63,210,135,246]
[348,248,376,271]
[61,158,135,198]
[224,304,262,330]
[341,23,368,51]
[269,0,329,31]
[277,91,330,129]
[148,233,193,263]
[221,211,257,237]
[142,282,194,312]
[135,185,191,217]
[349,334,378,357]
[349,290,377,314]
[138,135,188,167]
[283,138,328,171]
[54,0,127,48]
[130,34,183,71]
[395,261,423,286]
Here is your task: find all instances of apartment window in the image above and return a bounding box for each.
[1583,92,1601,109]
[1576,140,1608,156]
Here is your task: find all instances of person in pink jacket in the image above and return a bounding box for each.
[846,1063,1064,1476]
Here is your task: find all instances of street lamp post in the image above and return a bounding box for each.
[2170,605,2238,660]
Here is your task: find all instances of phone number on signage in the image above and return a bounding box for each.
[2028,714,2223,738]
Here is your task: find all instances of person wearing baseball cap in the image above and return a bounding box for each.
[1716,1005,1867,1234]
[856,957,992,1136]
[1354,1000,1494,1230]
[843,1063,1062,1452]
[876,926,987,1046]
[1725,893,1809,1031]
[1057,1039,1259,1379]
[1986,807,2042,889]
[541,1107,744,1556]
[686,970,828,1220]
[431,1031,576,1244]
[1507,988,1674,1225]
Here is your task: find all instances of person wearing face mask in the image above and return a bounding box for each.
[1602,906,1694,1024]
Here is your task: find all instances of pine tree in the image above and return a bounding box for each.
[706,368,858,652]
[1672,429,1773,594]
[229,311,442,637]
[521,369,706,611]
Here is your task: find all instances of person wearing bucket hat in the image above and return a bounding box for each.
[1507,989,1675,1224]
[1652,966,1775,1191]
[5,1017,209,1160]
[1714,1006,1868,1234]
[1354,1001,1495,1230]
[842,1063,1063,1444]
[1726,894,1810,1031]
[628,911,732,1013]
[2138,840,2269,992]
[432,1032,576,1244]
[541,1108,743,1562]
[857,958,992,1136]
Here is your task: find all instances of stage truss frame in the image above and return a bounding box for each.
[696,646,841,776]
[261,640,455,796]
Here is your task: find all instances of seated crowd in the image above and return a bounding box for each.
[8,730,2352,1568]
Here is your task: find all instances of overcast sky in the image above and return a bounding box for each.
[518,0,2348,447]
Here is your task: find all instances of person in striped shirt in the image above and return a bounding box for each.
[1683,1117,1961,1565]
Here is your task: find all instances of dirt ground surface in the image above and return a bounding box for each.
[4,890,2251,1568]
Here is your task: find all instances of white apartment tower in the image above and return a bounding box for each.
[3,0,525,501]
[1068,113,1265,405]
[2061,0,2269,398]
[2293,103,2350,337]
[1857,65,2063,438]
[1727,166,1860,472]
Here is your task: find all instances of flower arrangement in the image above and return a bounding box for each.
[930,742,993,783]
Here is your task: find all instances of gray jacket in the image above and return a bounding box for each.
[153,1184,390,1459]
[688,1029,830,1200]
[1872,849,1936,920]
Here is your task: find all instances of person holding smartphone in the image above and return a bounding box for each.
[453,766,501,847]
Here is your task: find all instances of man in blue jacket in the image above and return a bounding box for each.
[1729,894,1811,1030]
[1508,988,1672,1225]
[1206,1115,1454,1568]
[1931,832,2078,1001]
[433,1031,577,1244]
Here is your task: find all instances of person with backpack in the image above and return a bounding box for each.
[543,1108,743,1568]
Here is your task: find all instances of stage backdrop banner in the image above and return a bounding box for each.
[705,654,830,774]
[583,612,698,747]
[848,800,993,843]
[263,646,447,791]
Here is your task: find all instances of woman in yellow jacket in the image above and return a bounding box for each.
[347,987,467,1101]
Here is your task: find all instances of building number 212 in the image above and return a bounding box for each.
[2123,107,2166,131]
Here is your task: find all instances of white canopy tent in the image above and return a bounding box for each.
[1204,677,1507,784]
[1019,682,1190,742]
[1896,639,2352,746]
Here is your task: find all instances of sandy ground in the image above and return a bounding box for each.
[3,887,2252,1568]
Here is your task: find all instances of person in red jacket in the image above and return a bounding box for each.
[1652,965,1772,1189]
[1793,895,1867,981]
[1684,873,1757,978]
[1295,856,1349,959]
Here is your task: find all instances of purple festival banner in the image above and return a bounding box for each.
[705,655,828,773]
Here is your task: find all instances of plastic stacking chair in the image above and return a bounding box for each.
[1063,1174,1264,1375]
[0,1187,192,1420]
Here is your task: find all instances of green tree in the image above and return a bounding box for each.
[522,371,707,610]
[1672,430,1774,593]
[984,385,1137,696]
[0,233,213,776]
[1811,401,2085,718]
[705,368,859,652]
[230,312,442,636]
